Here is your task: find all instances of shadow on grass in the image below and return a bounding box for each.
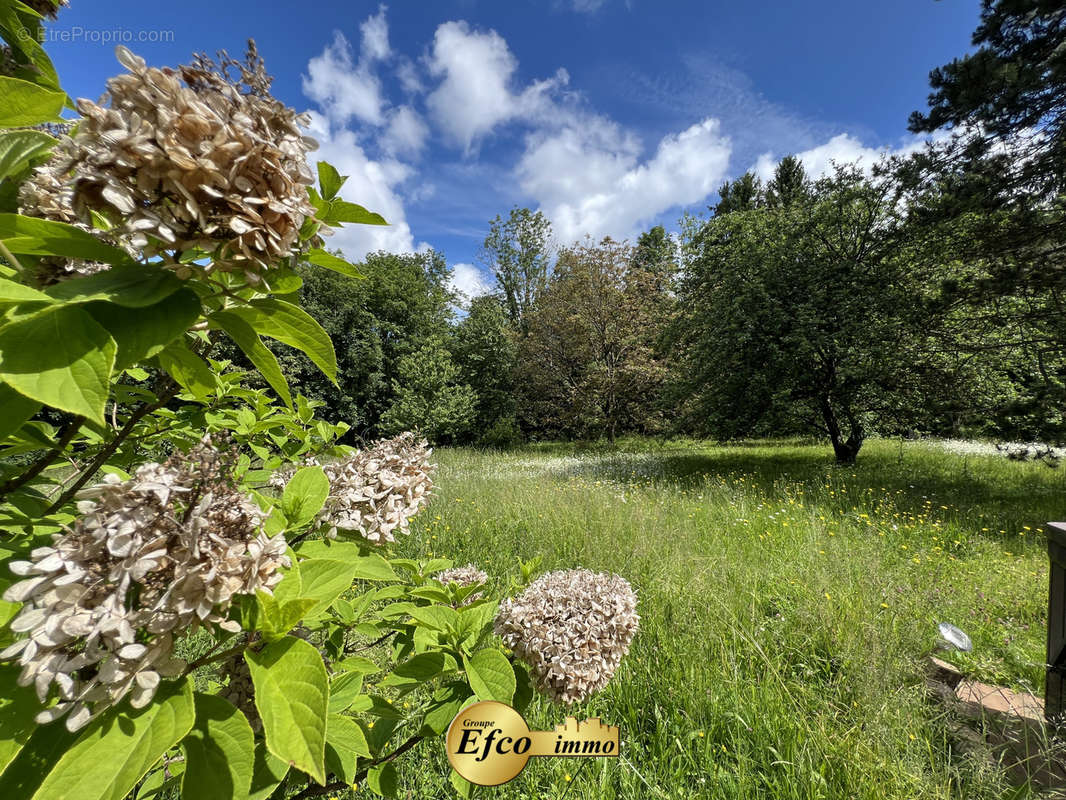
[531,439,1066,538]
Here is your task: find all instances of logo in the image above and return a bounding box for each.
[445,701,620,786]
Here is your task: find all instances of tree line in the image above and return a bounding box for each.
[245,0,1066,463]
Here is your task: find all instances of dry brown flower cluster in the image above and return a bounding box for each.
[19,42,319,284]
[219,649,261,732]
[436,564,488,588]
[494,569,639,704]
[317,433,435,544]
[0,437,288,731]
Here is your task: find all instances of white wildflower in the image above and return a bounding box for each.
[494,569,639,704]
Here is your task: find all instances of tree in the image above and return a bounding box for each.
[451,295,520,444]
[674,164,936,463]
[766,155,809,209]
[518,238,669,441]
[380,338,477,443]
[713,171,764,215]
[632,224,676,274]
[909,0,1066,199]
[479,207,554,331]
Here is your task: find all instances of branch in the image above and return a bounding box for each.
[46,381,178,513]
[288,734,425,800]
[0,415,84,500]
[184,640,246,674]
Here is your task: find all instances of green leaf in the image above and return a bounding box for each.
[316,162,347,201]
[422,682,474,736]
[324,713,369,785]
[0,275,51,304]
[328,672,365,714]
[280,466,329,529]
[512,662,534,714]
[46,264,185,308]
[382,653,447,689]
[450,770,474,798]
[367,761,398,798]
[85,289,200,371]
[305,248,364,279]
[248,742,287,800]
[464,650,515,704]
[228,299,337,383]
[0,129,53,185]
[246,636,329,785]
[296,559,358,620]
[0,76,64,127]
[0,664,42,774]
[0,5,61,92]
[407,605,458,632]
[0,214,134,266]
[334,656,380,675]
[30,678,195,800]
[0,711,80,799]
[322,200,387,227]
[181,693,255,800]
[254,591,315,642]
[211,311,292,408]
[0,382,39,440]
[0,304,115,423]
[155,342,216,402]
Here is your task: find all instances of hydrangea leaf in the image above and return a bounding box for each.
[464,650,515,704]
[248,742,287,800]
[296,558,358,620]
[85,289,201,371]
[280,466,329,529]
[0,214,135,266]
[30,678,196,800]
[0,76,64,127]
[367,761,398,798]
[181,693,255,800]
[210,311,292,409]
[228,299,337,384]
[246,636,329,785]
[0,304,115,423]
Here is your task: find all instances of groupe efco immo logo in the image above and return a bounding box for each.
[445,700,620,786]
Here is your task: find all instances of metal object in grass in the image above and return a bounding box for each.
[1045,522,1066,723]
[937,622,973,652]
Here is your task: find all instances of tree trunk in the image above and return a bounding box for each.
[819,396,864,465]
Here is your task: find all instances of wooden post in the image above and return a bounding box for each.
[1047,522,1066,722]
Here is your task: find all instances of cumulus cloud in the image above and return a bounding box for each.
[303,31,386,127]
[382,106,429,157]
[303,113,416,259]
[448,262,493,302]
[753,132,931,182]
[518,117,731,243]
[360,5,390,62]
[426,21,568,152]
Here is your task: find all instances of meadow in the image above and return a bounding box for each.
[387,437,1064,799]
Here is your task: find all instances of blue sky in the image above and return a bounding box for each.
[45,0,981,298]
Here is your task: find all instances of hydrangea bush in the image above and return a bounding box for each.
[0,12,638,800]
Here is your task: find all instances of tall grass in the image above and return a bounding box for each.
[387,438,1062,799]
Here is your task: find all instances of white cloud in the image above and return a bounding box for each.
[304,113,416,259]
[448,262,493,301]
[302,31,386,126]
[753,132,931,182]
[518,117,731,243]
[382,105,429,157]
[360,5,390,62]
[426,21,568,151]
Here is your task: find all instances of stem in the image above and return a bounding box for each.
[46,381,177,513]
[0,240,26,275]
[288,734,425,800]
[184,640,246,674]
[345,631,396,654]
[0,415,84,500]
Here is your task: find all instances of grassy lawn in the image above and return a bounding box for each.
[388,437,1063,799]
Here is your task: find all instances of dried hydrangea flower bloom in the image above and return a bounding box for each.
[19,41,319,284]
[318,433,435,544]
[495,569,639,704]
[436,564,488,588]
[0,437,288,731]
